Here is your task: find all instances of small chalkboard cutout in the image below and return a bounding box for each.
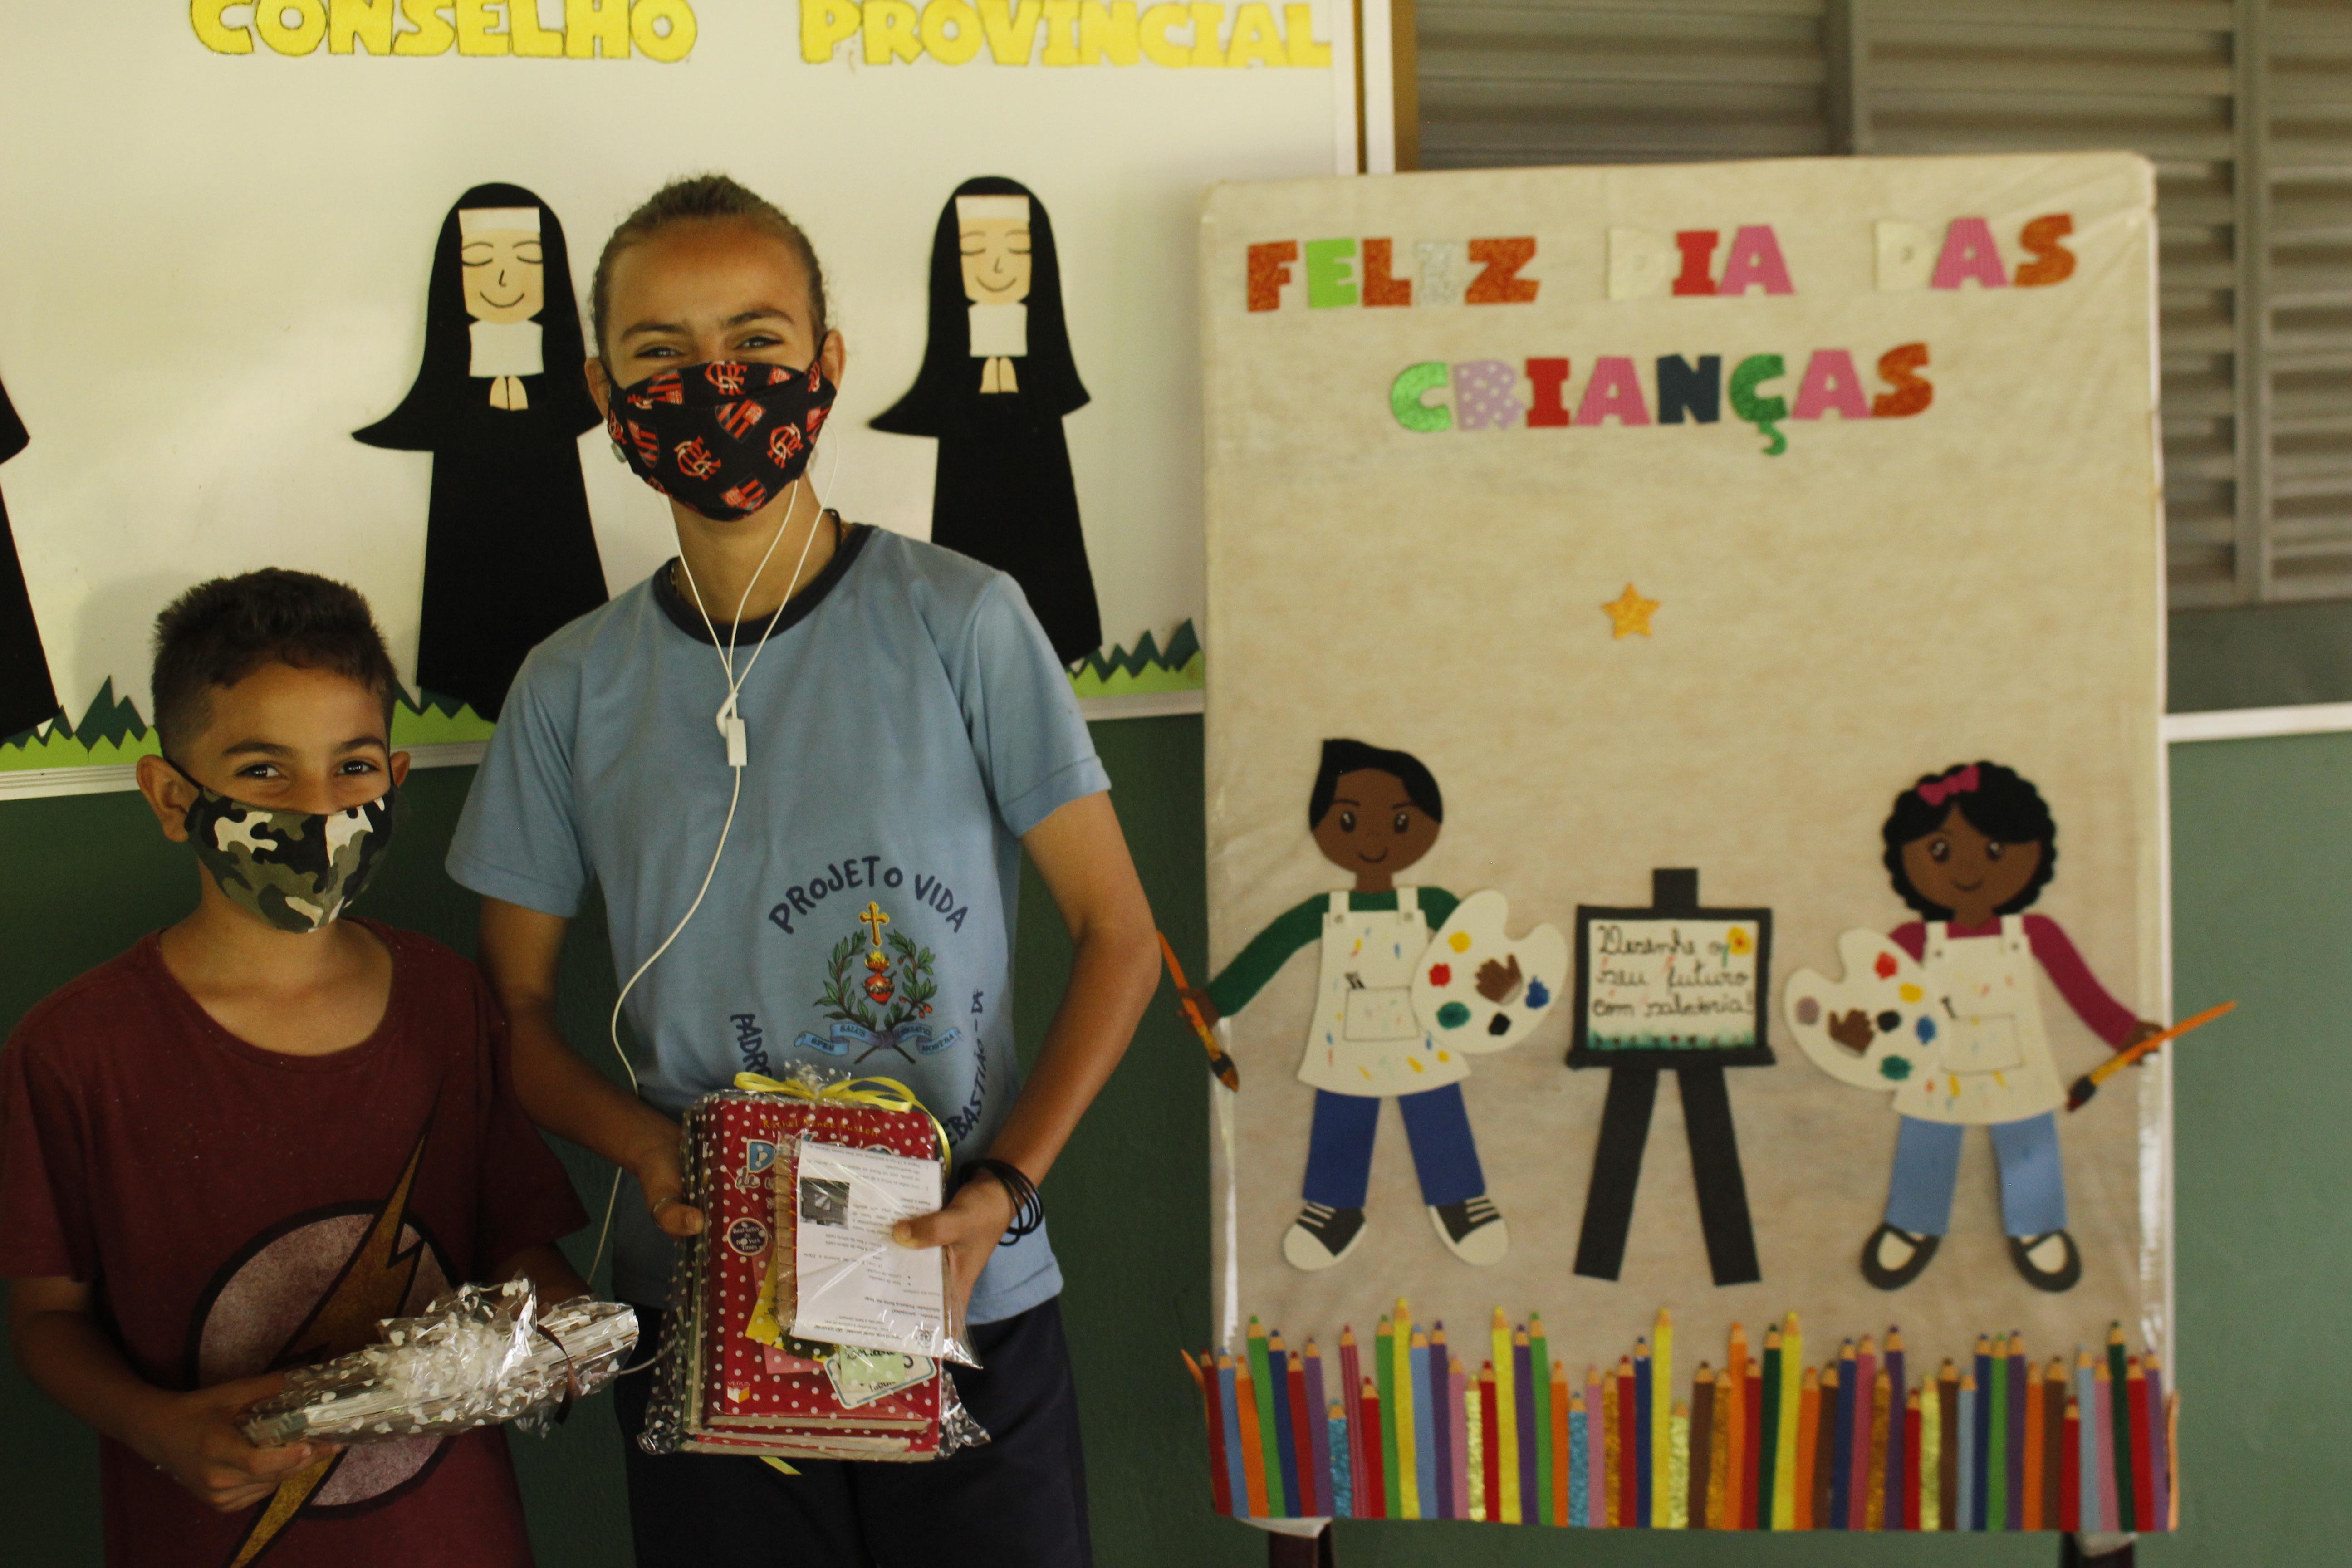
[1567,868,1774,1071]
[1568,869,1771,1288]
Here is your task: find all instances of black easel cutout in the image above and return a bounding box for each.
[1568,868,1772,1286]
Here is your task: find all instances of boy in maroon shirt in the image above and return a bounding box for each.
[1,570,588,1568]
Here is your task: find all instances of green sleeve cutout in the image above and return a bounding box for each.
[1206,893,1328,1017]
[1419,886,1461,931]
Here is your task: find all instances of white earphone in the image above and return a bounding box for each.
[588,378,847,1289]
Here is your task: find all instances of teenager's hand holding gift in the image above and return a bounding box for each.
[894,1167,1019,1325]
[631,1119,705,1242]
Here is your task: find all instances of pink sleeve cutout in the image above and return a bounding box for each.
[2022,914,2140,1049]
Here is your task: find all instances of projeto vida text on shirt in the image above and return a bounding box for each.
[768,856,973,936]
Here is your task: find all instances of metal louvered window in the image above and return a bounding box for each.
[1413,0,2352,609]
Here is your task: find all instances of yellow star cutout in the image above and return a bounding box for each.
[1602,583,1660,638]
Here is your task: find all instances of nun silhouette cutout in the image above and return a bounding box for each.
[0,372,60,740]
[872,176,1102,664]
[356,182,607,720]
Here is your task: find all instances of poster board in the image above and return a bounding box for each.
[1195,153,2175,1531]
[0,0,1373,782]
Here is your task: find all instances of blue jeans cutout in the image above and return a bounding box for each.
[1883,1112,2068,1238]
[1302,1083,1486,1209]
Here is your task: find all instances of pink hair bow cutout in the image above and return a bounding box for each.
[1918,764,1980,807]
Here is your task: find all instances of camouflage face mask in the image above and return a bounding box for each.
[172,767,398,934]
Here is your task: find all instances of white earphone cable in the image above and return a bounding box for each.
[587,422,845,1288]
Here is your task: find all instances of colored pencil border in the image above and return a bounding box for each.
[1186,1306,2178,1532]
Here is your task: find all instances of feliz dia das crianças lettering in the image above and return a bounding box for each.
[1245,215,2080,455]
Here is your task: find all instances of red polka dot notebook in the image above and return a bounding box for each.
[655,1089,954,1461]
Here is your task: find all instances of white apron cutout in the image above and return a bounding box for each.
[1899,916,2065,1125]
[1298,889,1463,1096]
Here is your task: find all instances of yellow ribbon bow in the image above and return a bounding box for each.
[731,1071,952,1173]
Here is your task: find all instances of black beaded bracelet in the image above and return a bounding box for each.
[965,1157,1044,1245]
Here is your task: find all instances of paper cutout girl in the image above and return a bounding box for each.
[1183,740,1515,1271]
[870,176,1102,664]
[0,371,59,740]
[355,182,607,720]
[1786,762,2161,1293]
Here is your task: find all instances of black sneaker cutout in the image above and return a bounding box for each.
[1433,1195,1502,1244]
[1293,1202,1366,1260]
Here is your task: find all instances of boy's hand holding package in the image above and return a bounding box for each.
[138,1370,332,1513]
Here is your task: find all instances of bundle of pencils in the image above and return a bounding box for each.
[1186,1309,2178,1533]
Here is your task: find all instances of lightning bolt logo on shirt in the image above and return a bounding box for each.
[224,1116,434,1568]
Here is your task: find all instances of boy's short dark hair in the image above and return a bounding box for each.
[151,570,399,753]
[1308,739,1445,828]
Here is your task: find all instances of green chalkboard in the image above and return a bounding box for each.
[1,720,2343,1563]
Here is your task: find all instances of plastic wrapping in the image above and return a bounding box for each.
[636,1070,990,1463]
[777,1131,972,1364]
[241,1280,637,1446]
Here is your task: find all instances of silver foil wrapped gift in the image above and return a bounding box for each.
[241,1279,637,1446]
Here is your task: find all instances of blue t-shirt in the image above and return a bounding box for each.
[446,523,1109,1320]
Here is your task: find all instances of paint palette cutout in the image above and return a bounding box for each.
[1784,928,1938,1092]
[1411,888,1567,1054]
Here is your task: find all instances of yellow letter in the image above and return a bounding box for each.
[802,0,860,59]
[1041,0,1079,62]
[1077,1,1136,63]
[395,0,458,52]
[330,0,397,51]
[922,0,983,63]
[256,0,328,52]
[564,0,629,55]
[632,0,695,58]
[1138,2,1187,65]
[978,0,1042,63]
[511,0,563,54]
[1187,1,1223,64]
[1224,1,1279,66]
[1282,2,1325,64]
[456,0,510,53]
[864,0,921,62]
[191,0,254,52]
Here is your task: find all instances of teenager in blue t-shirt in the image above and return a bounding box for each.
[445,175,1161,1567]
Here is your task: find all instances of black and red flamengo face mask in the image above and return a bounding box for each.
[605,359,838,521]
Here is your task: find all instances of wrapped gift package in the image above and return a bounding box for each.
[639,1081,986,1463]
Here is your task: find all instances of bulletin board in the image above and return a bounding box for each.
[1193,154,2177,1533]
[0,0,1376,780]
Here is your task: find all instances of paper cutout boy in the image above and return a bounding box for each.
[1184,740,1512,1270]
[1809,762,2161,1293]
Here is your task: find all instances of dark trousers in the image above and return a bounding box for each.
[616,1297,1093,1568]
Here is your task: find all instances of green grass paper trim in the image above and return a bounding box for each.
[1068,621,1204,699]
[0,683,494,772]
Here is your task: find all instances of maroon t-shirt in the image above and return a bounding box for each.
[0,921,589,1568]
